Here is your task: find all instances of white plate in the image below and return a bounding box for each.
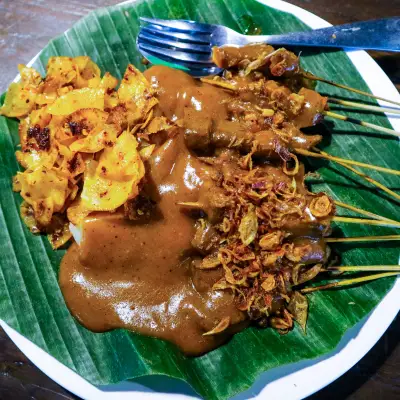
[2,1,400,399]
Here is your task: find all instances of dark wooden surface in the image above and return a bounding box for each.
[0,1,399,399]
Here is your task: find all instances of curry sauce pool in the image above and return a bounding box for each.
[60,133,247,356]
[59,59,332,355]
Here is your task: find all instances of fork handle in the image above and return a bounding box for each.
[245,17,400,52]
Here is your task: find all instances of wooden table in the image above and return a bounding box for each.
[0,1,399,399]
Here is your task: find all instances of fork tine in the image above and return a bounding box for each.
[138,42,213,64]
[139,46,222,77]
[186,67,223,77]
[140,17,214,34]
[138,31,210,54]
[141,26,211,44]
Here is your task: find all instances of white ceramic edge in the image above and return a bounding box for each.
[2,1,400,399]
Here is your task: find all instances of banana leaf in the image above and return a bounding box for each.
[0,1,399,399]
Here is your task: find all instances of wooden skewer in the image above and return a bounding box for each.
[295,148,400,176]
[313,148,400,202]
[200,78,237,91]
[332,216,400,228]
[327,265,400,272]
[177,201,204,209]
[333,200,399,224]
[301,272,399,293]
[323,110,400,138]
[328,98,400,115]
[301,71,400,107]
[326,235,400,243]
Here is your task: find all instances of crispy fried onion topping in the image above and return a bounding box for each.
[202,162,334,333]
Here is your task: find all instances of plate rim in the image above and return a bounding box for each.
[1,0,400,399]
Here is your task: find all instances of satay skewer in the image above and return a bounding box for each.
[333,200,399,224]
[326,235,400,243]
[327,266,400,272]
[301,71,400,107]
[323,110,400,138]
[313,147,400,202]
[300,271,399,293]
[295,148,400,176]
[328,98,400,115]
[332,216,400,228]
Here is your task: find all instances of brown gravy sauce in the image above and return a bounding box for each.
[59,67,248,355]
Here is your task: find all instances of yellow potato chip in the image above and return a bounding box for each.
[80,160,132,211]
[118,64,151,103]
[79,132,145,211]
[55,145,85,178]
[74,56,101,88]
[100,72,118,91]
[16,149,57,170]
[47,88,104,116]
[16,167,69,226]
[69,124,118,153]
[118,64,158,124]
[97,130,144,180]
[146,116,171,134]
[0,82,38,118]
[47,219,72,249]
[139,144,156,161]
[67,198,90,226]
[68,108,109,135]
[19,64,42,86]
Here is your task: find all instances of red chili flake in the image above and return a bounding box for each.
[67,154,80,173]
[27,125,50,151]
[68,121,85,136]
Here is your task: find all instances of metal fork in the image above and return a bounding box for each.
[137,17,400,77]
